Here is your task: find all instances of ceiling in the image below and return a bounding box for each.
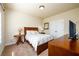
[4,3,79,19]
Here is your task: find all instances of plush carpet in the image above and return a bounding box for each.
[1,42,48,56]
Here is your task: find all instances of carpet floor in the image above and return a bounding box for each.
[1,42,48,56]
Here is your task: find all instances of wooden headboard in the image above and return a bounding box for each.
[24,27,38,42]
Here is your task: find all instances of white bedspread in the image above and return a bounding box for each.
[25,34,53,51]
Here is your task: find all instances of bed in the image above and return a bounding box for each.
[24,27,53,55]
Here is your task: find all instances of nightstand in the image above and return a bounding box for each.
[14,34,24,45]
[40,32,45,34]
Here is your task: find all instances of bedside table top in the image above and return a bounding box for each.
[14,34,24,37]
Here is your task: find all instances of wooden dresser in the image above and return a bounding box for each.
[48,35,79,56]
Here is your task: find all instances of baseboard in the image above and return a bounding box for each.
[5,41,16,46]
[0,45,5,55]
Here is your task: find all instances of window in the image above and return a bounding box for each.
[0,11,1,44]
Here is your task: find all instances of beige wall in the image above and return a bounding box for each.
[0,6,5,55]
[43,8,79,37]
[4,6,79,45]
[5,10,42,45]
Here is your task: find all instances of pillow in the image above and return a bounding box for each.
[26,31,39,35]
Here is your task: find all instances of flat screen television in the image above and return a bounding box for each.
[69,20,76,40]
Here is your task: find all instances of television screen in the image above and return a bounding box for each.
[69,20,76,40]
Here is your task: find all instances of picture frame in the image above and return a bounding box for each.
[44,22,49,30]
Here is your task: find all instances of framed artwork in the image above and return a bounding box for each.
[44,22,49,30]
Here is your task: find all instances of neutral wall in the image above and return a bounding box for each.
[5,10,42,45]
[5,7,79,45]
[43,8,79,38]
[0,6,5,55]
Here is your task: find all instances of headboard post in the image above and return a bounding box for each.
[24,27,27,42]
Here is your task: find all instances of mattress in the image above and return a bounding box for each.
[25,34,53,51]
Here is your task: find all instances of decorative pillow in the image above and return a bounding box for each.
[26,31,39,35]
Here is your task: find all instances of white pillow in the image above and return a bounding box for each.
[27,31,38,35]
